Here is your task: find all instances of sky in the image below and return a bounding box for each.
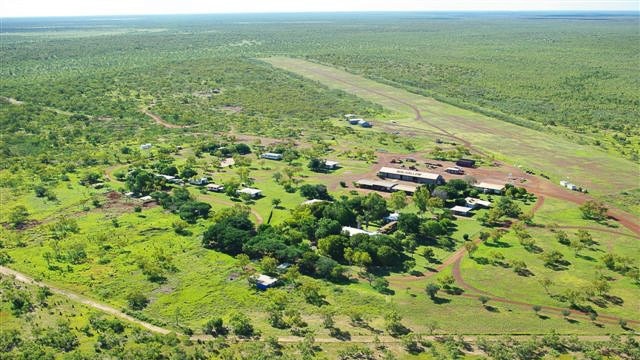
[2,0,638,18]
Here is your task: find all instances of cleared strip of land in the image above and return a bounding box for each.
[264,57,639,198]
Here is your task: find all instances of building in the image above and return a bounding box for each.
[473,182,505,194]
[302,199,327,206]
[206,184,224,192]
[255,274,278,290]
[139,195,154,203]
[344,114,357,119]
[188,177,209,186]
[465,197,491,209]
[358,119,372,128]
[392,183,418,194]
[450,205,473,216]
[560,180,578,191]
[456,159,476,168]
[261,152,283,160]
[157,174,183,184]
[140,143,152,150]
[384,212,400,222]
[324,160,340,170]
[377,167,444,185]
[238,187,262,198]
[342,226,376,237]
[445,167,464,175]
[348,118,362,125]
[356,179,398,192]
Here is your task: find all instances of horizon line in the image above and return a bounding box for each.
[3,9,639,20]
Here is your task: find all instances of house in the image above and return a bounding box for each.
[324,160,340,170]
[392,183,418,194]
[206,184,224,192]
[124,192,134,197]
[255,274,278,290]
[188,177,209,186]
[358,120,372,128]
[384,212,400,222]
[456,159,476,168]
[445,167,465,175]
[348,118,362,125]
[140,143,152,150]
[344,114,357,119]
[465,197,491,209]
[473,182,505,194]
[261,152,283,160]
[276,263,291,272]
[238,187,262,198]
[378,167,444,185]
[157,174,183,184]
[356,179,398,192]
[342,226,376,237]
[450,205,473,216]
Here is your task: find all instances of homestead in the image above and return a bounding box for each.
[255,274,278,290]
[260,152,283,160]
[473,182,506,194]
[377,167,444,185]
[206,184,224,192]
[450,205,473,216]
[188,177,209,186]
[237,187,263,198]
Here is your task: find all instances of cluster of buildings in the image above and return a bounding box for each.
[559,180,579,191]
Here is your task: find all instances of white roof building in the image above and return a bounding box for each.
[206,183,224,192]
[342,226,376,237]
[473,182,506,194]
[378,167,444,185]
[324,160,340,169]
[238,187,263,198]
[465,197,492,209]
[261,153,283,160]
[450,206,473,216]
[302,199,327,206]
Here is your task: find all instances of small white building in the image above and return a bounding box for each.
[255,274,278,290]
[302,199,327,206]
[344,114,357,119]
[261,153,283,161]
[445,167,464,175]
[342,226,376,237]
[238,187,263,198]
[450,205,473,216]
[140,143,152,150]
[465,197,491,209]
[349,118,362,125]
[358,119,372,128]
[324,160,340,170]
[206,184,224,192]
[139,195,154,203]
[384,212,400,222]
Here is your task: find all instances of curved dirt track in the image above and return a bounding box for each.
[143,108,196,129]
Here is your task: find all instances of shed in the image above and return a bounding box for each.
[384,212,400,222]
[356,179,397,192]
[450,206,473,216]
[456,159,476,168]
[139,195,154,203]
[302,199,327,206]
[445,167,464,175]
[344,114,357,119]
[358,120,372,128]
[189,177,209,186]
[348,118,362,125]
[392,183,418,194]
[140,143,152,150]
[255,274,278,290]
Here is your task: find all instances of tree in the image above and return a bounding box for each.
[555,230,570,245]
[126,292,149,310]
[464,241,478,258]
[362,192,388,226]
[425,283,440,299]
[478,296,490,307]
[412,186,430,213]
[229,312,254,337]
[389,191,408,211]
[579,200,608,221]
[371,277,390,293]
[260,256,278,275]
[9,205,29,228]
[300,281,324,306]
[203,318,225,336]
[384,310,409,336]
[202,212,255,255]
[308,158,324,172]
[576,229,594,246]
[178,201,211,223]
[532,305,542,315]
[271,198,282,208]
[538,277,554,295]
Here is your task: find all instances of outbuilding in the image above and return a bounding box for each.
[189,177,209,186]
[206,184,224,192]
[261,152,283,160]
[377,167,444,185]
[465,197,491,209]
[140,143,152,150]
[392,183,418,194]
[324,160,340,170]
[356,179,398,192]
[456,159,476,168]
[445,167,464,175]
[255,274,278,290]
